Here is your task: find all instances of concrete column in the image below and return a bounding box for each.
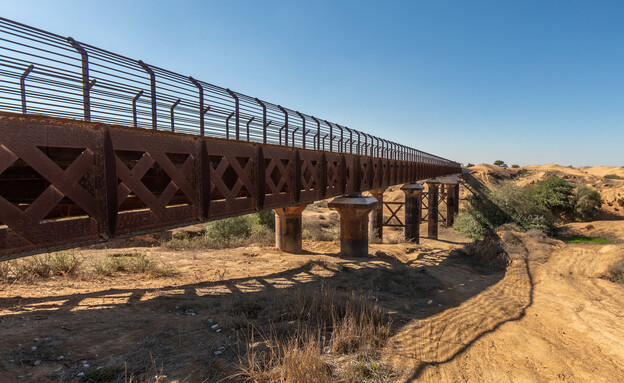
[273,204,308,253]
[401,183,424,243]
[369,188,386,242]
[444,182,458,227]
[426,179,441,239]
[328,194,378,257]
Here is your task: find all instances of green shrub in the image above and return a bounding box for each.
[517,168,529,177]
[205,215,254,243]
[493,160,505,167]
[573,186,602,221]
[466,163,475,168]
[254,210,275,230]
[454,182,554,238]
[529,177,574,215]
[511,164,520,168]
[604,174,624,180]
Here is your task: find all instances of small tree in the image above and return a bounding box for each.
[493,160,505,167]
[529,177,574,216]
[573,186,601,221]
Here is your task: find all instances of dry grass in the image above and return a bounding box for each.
[0,252,81,282]
[303,223,339,242]
[0,251,176,283]
[236,285,392,382]
[163,224,274,250]
[608,259,624,284]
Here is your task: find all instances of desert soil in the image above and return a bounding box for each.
[0,164,623,382]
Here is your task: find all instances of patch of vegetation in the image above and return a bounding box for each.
[493,160,506,167]
[163,212,275,249]
[0,252,82,282]
[466,163,475,168]
[511,164,520,168]
[573,186,602,221]
[604,174,624,180]
[607,260,624,284]
[303,223,339,242]
[517,168,529,177]
[529,176,574,215]
[564,236,610,244]
[92,252,176,277]
[454,182,554,239]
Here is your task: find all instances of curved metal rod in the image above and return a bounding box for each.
[354,130,361,156]
[20,64,34,113]
[322,134,328,151]
[279,124,286,146]
[67,37,94,121]
[310,116,320,150]
[137,60,157,130]
[188,76,205,136]
[225,112,235,140]
[254,98,268,144]
[132,90,144,128]
[246,116,254,142]
[170,98,181,132]
[296,111,306,149]
[324,120,333,152]
[291,127,300,147]
[278,105,289,146]
[225,88,240,140]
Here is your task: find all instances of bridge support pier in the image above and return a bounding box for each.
[427,179,441,239]
[273,204,309,254]
[329,194,378,257]
[401,183,424,243]
[369,188,386,242]
[444,181,458,227]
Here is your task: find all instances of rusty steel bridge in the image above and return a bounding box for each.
[0,17,460,259]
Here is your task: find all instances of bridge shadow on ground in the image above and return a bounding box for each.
[0,234,535,381]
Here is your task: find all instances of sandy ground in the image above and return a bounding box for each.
[0,164,623,382]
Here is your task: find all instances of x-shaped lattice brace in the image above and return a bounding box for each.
[116,148,196,219]
[210,153,254,208]
[0,143,98,244]
[265,154,292,197]
[383,202,404,226]
[324,156,341,196]
[300,156,320,192]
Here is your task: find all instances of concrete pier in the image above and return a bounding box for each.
[426,179,441,239]
[273,204,308,253]
[369,188,386,242]
[401,183,425,243]
[329,194,378,257]
[444,181,458,227]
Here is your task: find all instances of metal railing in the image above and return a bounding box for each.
[0,17,459,167]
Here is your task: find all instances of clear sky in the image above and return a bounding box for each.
[2,0,623,167]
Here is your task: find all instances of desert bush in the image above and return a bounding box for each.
[511,164,520,168]
[466,163,475,168]
[607,260,624,284]
[92,252,176,277]
[573,186,602,221]
[454,182,554,238]
[0,252,82,282]
[517,168,529,177]
[254,210,276,230]
[604,174,624,180]
[303,223,338,242]
[493,160,505,167]
[529,176,574,215]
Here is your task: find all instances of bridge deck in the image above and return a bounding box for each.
[0,112,458,258]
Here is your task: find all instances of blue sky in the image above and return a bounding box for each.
[2,0,623,166]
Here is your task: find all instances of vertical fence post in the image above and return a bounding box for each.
[189,77,206,136]
[137,60,157,130]
[170,99,181,132]
[132,90,143,128]
[255,98,268,144]
[67,37,96,121]
[296,112,306,149]
[278,105,289,147]
[20,64,34,113]
[226,89,240,140]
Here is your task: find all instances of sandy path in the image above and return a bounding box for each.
[384,230,624,382]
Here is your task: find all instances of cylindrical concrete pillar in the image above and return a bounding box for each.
[273,204,308,253]
[401,183,424,243]
[445,182,457,227]
[369,188,386,242]
[328,194,378,257]
[426,179,441,239]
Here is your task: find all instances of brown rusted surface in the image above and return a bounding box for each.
[328,195,377,257]
[0,112,460,258]
[273,204,308,254]
[401,183,425,243]
[427,179,441,239]
[369,188,386,240]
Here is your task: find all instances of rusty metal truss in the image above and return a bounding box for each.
[0,113,459,258]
